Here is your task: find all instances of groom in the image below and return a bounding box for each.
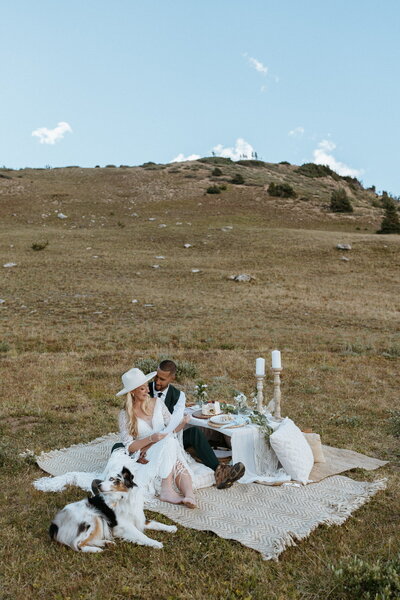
[149,359,245,489]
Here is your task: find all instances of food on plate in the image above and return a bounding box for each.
[201,401,221,416]
[209,413,235,424]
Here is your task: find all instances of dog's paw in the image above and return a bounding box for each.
[166,525,177,533]
[151,540,163,549]
[81,546,103,553]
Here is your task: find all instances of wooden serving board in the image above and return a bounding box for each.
[192,410,222,420]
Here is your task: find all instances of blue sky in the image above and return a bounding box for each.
[1,0,399,194]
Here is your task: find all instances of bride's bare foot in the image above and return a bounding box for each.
[182,497,197,509]
[159,489,183,504]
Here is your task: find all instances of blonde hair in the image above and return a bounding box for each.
[125,391,152,438]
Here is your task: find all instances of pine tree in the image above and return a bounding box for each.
[377,198,400,234]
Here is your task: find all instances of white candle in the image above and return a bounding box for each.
[256,357,265,376]
[271,350,281,369]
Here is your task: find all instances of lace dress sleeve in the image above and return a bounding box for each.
[161,400,171,427]
[118,410,135,450]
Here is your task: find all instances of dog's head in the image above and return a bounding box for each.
[92,466,136,496]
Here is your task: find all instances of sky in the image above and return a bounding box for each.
[1,0,400,195]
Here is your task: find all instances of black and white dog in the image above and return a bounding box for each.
[49,466,177,552]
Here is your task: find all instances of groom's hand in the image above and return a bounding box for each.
[137,450,149,464]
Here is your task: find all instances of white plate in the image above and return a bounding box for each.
[209,414,235,425]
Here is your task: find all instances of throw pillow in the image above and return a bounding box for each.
[269,418,314,483]
[303,432,326,463]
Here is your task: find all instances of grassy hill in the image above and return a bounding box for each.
[1,161,399,599]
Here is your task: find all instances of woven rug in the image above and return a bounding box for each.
[34,434,387,560]
[150,476,386,560]
[35,432,388,482]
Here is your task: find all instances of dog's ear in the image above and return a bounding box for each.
[91,479,102,496]
[121,467,135,488]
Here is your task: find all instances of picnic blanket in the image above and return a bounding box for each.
[33,434,387,560]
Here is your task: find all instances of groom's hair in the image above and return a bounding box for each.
[158,360,177,375]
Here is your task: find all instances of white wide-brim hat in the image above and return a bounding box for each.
[116,368,157,397]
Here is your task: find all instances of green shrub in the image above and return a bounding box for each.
[377,198,400,234]
[31,240,49,251]
[296,162,340,180]
[219,184,227,191]
[279,161,291,165]
[198,157,233,165]
[330,188,353,213]
[140,162,166,170]
[342,175,361,188]
[382,344,400,358]
[135,357,198,381]
[231,173,245,185]
[105,164,116,168]
[372,198,383,208]
[328,554,400,599]
[212,167,222,176]
[268,182,297,198]
[206,185,221,194]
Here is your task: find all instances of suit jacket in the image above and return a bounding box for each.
[149,381,181,415]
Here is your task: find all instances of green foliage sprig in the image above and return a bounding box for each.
[249,411,274,441]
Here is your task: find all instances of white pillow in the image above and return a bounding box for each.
[269,418,314,483]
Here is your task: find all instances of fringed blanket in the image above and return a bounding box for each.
[33,434,387,560]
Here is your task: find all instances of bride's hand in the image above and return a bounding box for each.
[181,414,191,426]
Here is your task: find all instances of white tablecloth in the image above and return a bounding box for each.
[187,409,291,484]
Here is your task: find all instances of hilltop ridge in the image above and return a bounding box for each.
[0,158,391,233]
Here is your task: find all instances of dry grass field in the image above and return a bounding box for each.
[1,162,399,599]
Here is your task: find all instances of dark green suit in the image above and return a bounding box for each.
[149,381,219,471]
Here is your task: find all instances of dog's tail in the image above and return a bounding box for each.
[49,522,59,540]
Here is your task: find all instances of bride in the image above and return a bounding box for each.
[117,368,196,508]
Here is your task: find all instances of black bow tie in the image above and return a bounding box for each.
[157,392,163,398]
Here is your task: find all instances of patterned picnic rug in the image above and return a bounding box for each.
[34,434,387,560]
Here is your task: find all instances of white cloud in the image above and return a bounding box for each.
[171,153,201,163]
[288,126,305,137]
[212,138,255,161]
[32,121,72,144]
[312,139,362,177]
[248,56,268,75]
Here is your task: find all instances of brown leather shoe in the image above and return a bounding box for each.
[215,462,245,489]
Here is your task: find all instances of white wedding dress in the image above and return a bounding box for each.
[118,398,194,501]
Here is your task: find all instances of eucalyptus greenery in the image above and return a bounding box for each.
[249,411,274,441]
[220,395,274,443]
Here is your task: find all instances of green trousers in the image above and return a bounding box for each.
[183,426,219,471]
